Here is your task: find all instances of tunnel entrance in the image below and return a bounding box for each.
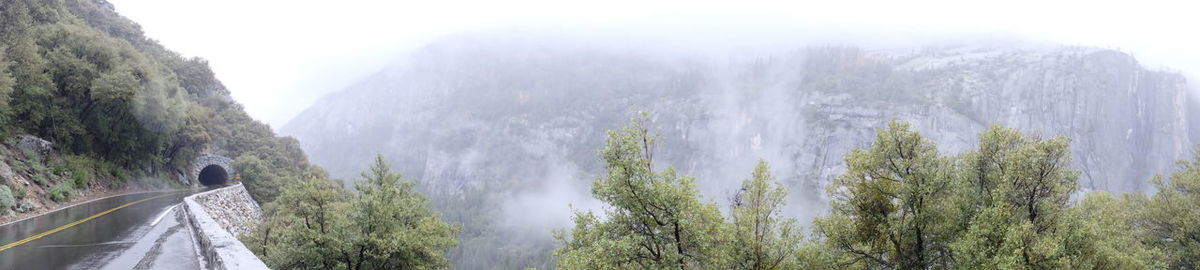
[197,165,229,186]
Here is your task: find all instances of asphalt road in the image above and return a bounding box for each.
[0,190,204,270]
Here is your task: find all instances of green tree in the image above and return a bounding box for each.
[0,185,14,215]
[1068,192,1164,269]
[555,114,728,269]
[163,105,212,173]
[234,155,283,203]
[0,48,14,130]
[248,173,350,268]
[727,160,804,270]
[343,155,459,269]
[1130,149,1200,268]
[246,155,458,269]
[813,120,957,269]
[950,126,1084,269]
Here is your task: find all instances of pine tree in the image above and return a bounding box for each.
[346,155,459,269]
[727,160,804,270]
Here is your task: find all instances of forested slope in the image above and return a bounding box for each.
[0,0,317,216]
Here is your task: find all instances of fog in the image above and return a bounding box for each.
[96,0,1200,267]
[108,0,1200,128]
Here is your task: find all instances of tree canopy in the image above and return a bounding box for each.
[245,155,459,269]
[559,116,1182,269]
[555,114,728,269]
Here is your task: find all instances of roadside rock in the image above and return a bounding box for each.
[16,135,53,156]
[0,161,15,183]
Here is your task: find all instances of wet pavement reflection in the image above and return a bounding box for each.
[0,190,198,270]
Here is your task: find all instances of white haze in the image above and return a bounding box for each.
[497,158,601,233]
[107,0,1200,128]
[102,0,1200,259]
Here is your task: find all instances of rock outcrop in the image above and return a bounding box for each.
[16,135,53,157]
[285,41,1197,194]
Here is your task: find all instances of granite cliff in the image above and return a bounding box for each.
[281,36,1199,268]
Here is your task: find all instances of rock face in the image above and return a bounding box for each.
[285,40,1197,194]
[281,37,1200,267]
[787,46,1197,192]
[0,160,16,184]
[16,135,53,156]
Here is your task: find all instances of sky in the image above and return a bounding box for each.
[106,0,1200,129]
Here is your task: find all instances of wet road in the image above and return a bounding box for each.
[0,190,203,270]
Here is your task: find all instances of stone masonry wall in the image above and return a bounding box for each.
[182,184,268,270]
[192,184,262,236]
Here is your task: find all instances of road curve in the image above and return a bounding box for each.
[0,190,204,270]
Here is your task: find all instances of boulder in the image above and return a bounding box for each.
[16,135,53,156]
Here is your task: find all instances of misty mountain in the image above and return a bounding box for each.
[281,34,1199,268]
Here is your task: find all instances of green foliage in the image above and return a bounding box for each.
[233,155,280,203]
[32,173,48,186]
[813,120,957,269]
[0,0,318,204]
[231,135,322,204]
[15,200,34,213]
[51,163,66,175]
[347,155,459,269]
[727,160,805,270]
[63,155,93,188]
[48,182,73,202]
[1070,192,1165,269]
[95,158,127,182]
[1129,150,1200,268]
[246,173,349,268]
[950,126,1086,268]
[0,185,14,215]
[553,117,1173,269]
[30,160,47,175]
[810,122,1160,269]
[245,155,458,269]
[555,114,729,269]
[0,48,13,131]
[12,184,27,200]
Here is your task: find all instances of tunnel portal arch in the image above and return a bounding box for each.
[191,154,235,186]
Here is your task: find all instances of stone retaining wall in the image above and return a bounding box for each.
[192,184,262,236]
[182,184,269,269]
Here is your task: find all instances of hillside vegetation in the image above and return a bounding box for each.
[556,115,1199,269]
[0,0,317,216]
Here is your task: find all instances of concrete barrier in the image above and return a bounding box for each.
[182,184,270,269]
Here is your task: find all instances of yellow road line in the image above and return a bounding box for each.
[0,191,181,252]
